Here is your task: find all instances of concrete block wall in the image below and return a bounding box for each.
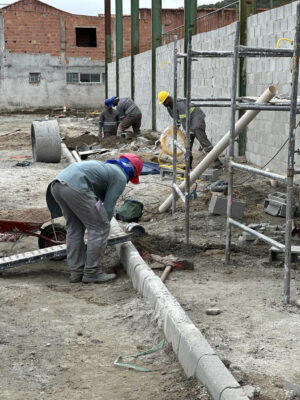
[191,23,236,149]
[134,50,152,129]
[156,39,184,132]
[107,61,116,98]
[246,2,298,174]
[108,2,299,174]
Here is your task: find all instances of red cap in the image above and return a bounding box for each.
[120,153,143,184]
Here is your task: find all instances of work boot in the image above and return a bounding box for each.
[82,271,117,284]
[70,269,84,283]
[213,158,223,169]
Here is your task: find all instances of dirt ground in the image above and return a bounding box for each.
[0,113,299,400]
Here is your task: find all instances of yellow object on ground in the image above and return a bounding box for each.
[158,91,169,104]
[160,125,186,157]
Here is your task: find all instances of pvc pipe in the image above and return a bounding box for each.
[61,143,76,164]
[71,150,82,162]
[159,85,277,213]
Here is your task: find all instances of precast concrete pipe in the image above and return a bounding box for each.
[159,85,277,213]
[31,120,61,163]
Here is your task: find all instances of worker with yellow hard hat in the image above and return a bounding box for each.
[157,91,222,169]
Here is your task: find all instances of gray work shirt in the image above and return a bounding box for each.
[117,97,141,119]
[52,161,127,221]
[166,97,206,131]
[99,108,119,133]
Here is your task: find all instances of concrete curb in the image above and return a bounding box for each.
[113,225,249,400]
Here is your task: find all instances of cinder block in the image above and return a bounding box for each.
[196,355,241,400]
[208,194,245,219]
[200,168,220,182]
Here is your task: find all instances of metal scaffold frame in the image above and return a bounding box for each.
[170,2,300,303]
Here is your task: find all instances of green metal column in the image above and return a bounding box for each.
[116,0,123,97]
[131,0,139,100]
[152,0,162,131]
[238,0,252,155]
[105,0,112,99]
[184,0,197,95]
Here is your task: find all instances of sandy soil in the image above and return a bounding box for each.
[0,113,299,400]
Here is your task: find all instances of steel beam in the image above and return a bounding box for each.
[115,0,123,97]
[152,0,162,131]
[238,0,251,155]
[184,0,197,95]
[131,0,139,100]
[105,0,112,99]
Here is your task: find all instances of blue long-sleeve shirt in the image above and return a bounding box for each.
[53,161,127,221]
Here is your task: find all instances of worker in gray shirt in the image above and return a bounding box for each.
[158,91,222,169]
[99,98,119,138]
[111,96,142,137]
[46,153,143,284]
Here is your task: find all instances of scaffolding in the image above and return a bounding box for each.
[169,3,300,303]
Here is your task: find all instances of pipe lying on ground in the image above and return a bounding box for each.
[71,150,82,162]
[61,143,76,164]
[158,85,277,213]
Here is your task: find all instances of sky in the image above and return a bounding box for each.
[0,0,218,15]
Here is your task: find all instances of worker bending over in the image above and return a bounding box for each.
[99,98,119,138]
[112,96,142,137]
[158,91,222,169]
[46,153,143,284]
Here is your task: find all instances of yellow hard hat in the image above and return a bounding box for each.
[158,91,169,104]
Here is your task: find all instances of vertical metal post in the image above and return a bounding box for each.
[184,0,197,96]
[225,22,240,264]
[185,29,192,244]
[221,9,225,27]
[284,3,300,304]
[105,0,111,99]
[172,36,178,215]
[152,0,162,131]
[131,0,139,100]
[238,0,248,156]
[115,0,123,97]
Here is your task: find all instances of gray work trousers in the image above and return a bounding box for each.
[191,121,213,153]
[51,181,110,276]
[117,114,142,135]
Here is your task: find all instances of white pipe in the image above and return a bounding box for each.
[159,85,277,213]
[71,150,82,162]
[61,143,76,164]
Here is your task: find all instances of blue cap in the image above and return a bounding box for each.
[110,96,118,103]
[105,99,113,108]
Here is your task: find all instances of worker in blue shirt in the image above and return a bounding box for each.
[47,153,143,284]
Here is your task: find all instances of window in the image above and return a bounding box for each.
[80,73,100,83]
[29,73,40,84]
[66,73,79,83]
[75,27,97,47]
[66,72,101,84]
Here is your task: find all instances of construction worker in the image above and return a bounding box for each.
[99,98,120,138]
[46,153,143,284]
[111,96,142,137]
[158,91,222,169]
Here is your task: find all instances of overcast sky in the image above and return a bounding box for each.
[0,0,218,15]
